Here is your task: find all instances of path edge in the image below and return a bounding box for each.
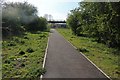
[40,32,50,80]
[57,29,111,80]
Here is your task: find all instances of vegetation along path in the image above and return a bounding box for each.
[43,29,109,79]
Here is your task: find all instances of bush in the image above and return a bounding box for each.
[26,17,48,32]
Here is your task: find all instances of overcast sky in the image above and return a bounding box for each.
[5,0,82,20]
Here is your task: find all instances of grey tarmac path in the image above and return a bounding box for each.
[43,29,109,79]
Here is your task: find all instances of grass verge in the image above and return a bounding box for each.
[57,28,120,79]
[2,31,49,78]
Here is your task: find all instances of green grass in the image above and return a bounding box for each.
[2,31,49,78]
[57,28,120,79]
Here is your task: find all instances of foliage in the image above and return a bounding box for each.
[2,2,48,37]
[67,2,120,48]
[67,9,82,35]
[26,47,34,53]
[2,1,49,79]
[26,17,47,31]
[2,32,48,78]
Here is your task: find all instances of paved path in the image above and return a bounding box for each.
[43,29,109,79]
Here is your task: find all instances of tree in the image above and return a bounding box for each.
[26,17,47,31]
[2,2,48,37]
[67,8,82,35]
[67,2,120,48]
[2,2,38,35]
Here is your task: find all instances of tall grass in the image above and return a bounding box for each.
[2,31,48,78]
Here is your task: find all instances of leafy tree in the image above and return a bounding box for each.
[67,2,120,48]
[26,17,47,31]
[2,2,38,36]
[2,2,48,38]
[67,8,82,35]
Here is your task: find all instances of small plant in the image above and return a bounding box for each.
[116,71,120,74]
[9,56,16,61]
[4,59,11,64]
[71,36,74,38]
[13,37,25,44]
[40,68,46,75]
[77,47,89,53]
[8,41,16,46]
[39,34,46,38]
[26,48,34,53]
[20,63,25,67]
[20,40,25,44]
[24,36,29,39]
[27,68,46,78]
[36,31,41,34]
[13,37,19,43]
[19,51,25,55]
[23,55,28,58]
[112,49,120,55]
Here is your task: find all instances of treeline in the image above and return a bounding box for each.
[67,2,120,48]
[2,2,48,38]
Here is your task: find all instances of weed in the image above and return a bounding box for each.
[39,34,46,38]
[20,40,25,44]
[26,48,34,53]
[12,37,19,42]
[116,71,120,74]
[112,49,120,55]
[19,51,25,55]
[7,41,16,46]
[20,63,25,67]
[9,56,17,61]
[23,55,28,58]
[4,59,11,64]
[77,47,89,52]
[24,36,29,39]
[27,68,46,78]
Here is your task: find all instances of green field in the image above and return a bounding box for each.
[57,28,119,79]
[2,31,48,78]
